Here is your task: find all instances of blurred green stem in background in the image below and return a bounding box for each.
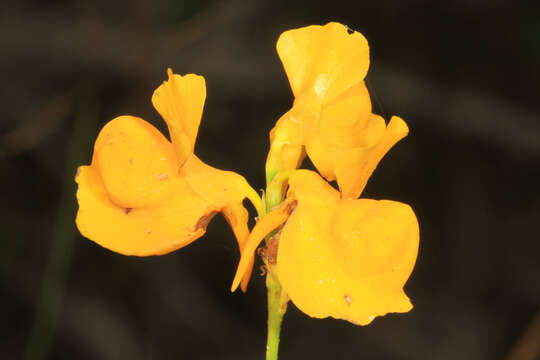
[24,92,97,360]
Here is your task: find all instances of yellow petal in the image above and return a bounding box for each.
[230,197,298,292]
[277,22,370,102]
[93,115,179,209]
[222,203,253,292]
[276,192,419,325]
[181,155,260,212]
[316,82,373,146]
[304,85,377,181]
[75,165,217,256]
[287,169,340,205]
[336,116,409,199]
[152,69,206,166]
[331,200,419,286]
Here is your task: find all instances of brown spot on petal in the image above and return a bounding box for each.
[157,173,168,181]
[195,211,218,230]
[125,208,132,214]
[266,233,280,264]
[285,200,298,215]
[258,231,281,265]
[344,294,352,305]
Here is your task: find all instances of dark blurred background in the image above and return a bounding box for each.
[2,0,540,359]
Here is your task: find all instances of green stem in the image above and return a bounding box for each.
[266,271,287,360]
[263,170,294,360]
[266,170,294,212]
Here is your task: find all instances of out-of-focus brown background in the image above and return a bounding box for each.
[2,0,540,359]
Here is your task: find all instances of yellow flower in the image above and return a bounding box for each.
[75,69,262,291]
[266,22,386,196]
[233,105,419,324]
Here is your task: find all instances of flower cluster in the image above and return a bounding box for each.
[231,22,418,325]
[75,22,419,326]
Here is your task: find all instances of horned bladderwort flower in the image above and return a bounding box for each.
[233,136,418,324]
[75,69,263,291]
[74,21,419,360]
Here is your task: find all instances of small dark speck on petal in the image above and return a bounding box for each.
[125,208,132,214]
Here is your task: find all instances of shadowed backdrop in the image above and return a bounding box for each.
[1,0,539,359]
